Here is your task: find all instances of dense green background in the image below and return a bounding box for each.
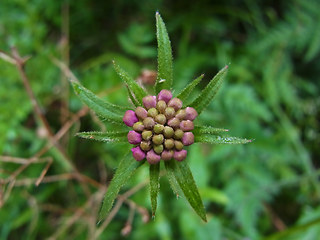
[1,0,320,239]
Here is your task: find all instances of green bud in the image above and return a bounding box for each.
[140,141,151,151]
[155,114,166,125]
[156,100,167,113]
[163,126,174,138]
[133,121,144,132]
[154,124,164,134]
[143,117,155,129]
[175,109,186,120]
[174,140,184,150]
[164,139,174,149]
[174,129,184,139]
[142,130,153,141]
[152,134,164,145]
[164,107,175,119]
[153,144,164,154]
[148,108,158,118]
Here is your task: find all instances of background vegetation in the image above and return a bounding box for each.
[1,0,320,239]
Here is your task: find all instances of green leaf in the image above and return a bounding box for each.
[98,152,145,223]
[176,74,204,105]
[127,86,140,107]
[149,163,160,217]
[76,131,128,143]
[193,126,229,135]
[113,61,147,106]
[195,134,252,144]
[165,159,207,222]
[188,65,228,115]
[165,162,182,198]
[155,12,173,94]
[71,81,124,124]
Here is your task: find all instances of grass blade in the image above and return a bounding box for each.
[98,152,145,223]
[149,163,160,217]
[165,159,207,222]
[155,12,173,93]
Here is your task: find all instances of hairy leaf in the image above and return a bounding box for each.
[76,131,128,143]
[72,81,124,124]
[165,161,182,198]
[149,163,160,217]
[155,12,173,93]
[98,153,145,223]
[195,134,252,144]
[188,65,228,115]
[127,86,140,107]
[165,159,207,222]
[193,126,229,135]
[176,74,204,105]
[113,61,147,105]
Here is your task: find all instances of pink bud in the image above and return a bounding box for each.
[123,110,138,127]
[180,120,194,131]
[161,150,174,161]
[135,107,148,120]
[185,107,198,121]
[147,149,161,164]
[143,96,157,109]
[168,98,183,111]
[157,90,172,103]
[174,150,187,161]
[131,146,146,161]
[127,130,142,145]
[167,117,180,128]
[182,132,194,146]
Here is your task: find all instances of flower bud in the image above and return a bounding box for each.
[131,146,146,161]
[174,140,184,150]
[168,98,182,111]
[156,100,167,113]
[127,131,142,145]
[135,107,148,120]
[174,150,187,161]
[143,117,155,129]
[174,129,184,139]
[163,126,174,138]
[155,114,166,125]
[157,89,172,103]
[164,139,174,149]
[143,96,156,109]
[142,130,153,141]
[167,117,180,128]
[148,108,158,118]
[153,144,164,154]
[140,141,152,151]
[123,110,138,127]
[152,134,164,145]
[154,124,164,134]
[164,107,175,119]
[182,132,194,146]
[133,122,144,132]
[185,107,198,121]
[175,109,186,120]
[161,150,174,161]
[147,150,161,164]
[180,120,194,131]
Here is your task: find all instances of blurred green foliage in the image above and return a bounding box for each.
[1,0,320,239]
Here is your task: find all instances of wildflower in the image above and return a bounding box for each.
[72,12,251,223]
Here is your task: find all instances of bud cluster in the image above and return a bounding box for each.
[123,90,198,164]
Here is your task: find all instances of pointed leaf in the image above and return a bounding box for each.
[188,65,228,115]
[149,163,160,217]
[72,81,125,125]
[165,159,207,222]
[193,125,229,135]
[76,131,128,143]
[113,61,147,105]
[98,152,145,223]
[176,74,204,105]
[127,86,140,107]
[165,161,182,198]
[195,134,252,144]
[155,12,173,93]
